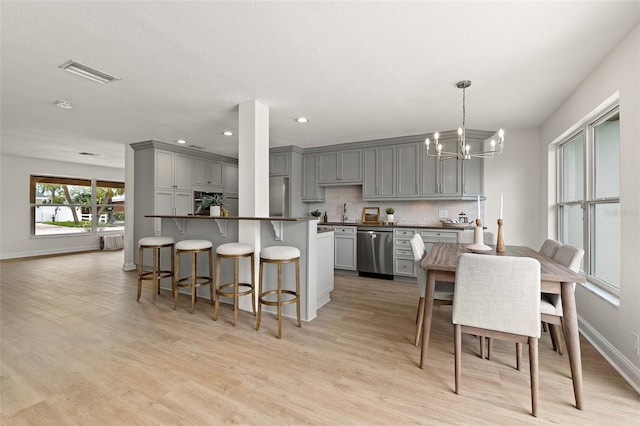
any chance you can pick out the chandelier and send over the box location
[425,80,504,160]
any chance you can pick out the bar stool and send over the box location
[137,237,175,304]
[213,243,256,325]
[174,239,214,313]
[256,246,301,339]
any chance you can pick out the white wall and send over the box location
[484,127,541,248]
[541,24,640,391]
[0,154,125,259]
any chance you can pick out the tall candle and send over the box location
[477,195,481,219]
[499,194,503,219]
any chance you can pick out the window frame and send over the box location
[30,175,125,237]
[557,104,620,296]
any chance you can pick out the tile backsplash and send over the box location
[308,185,485,225]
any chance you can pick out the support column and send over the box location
[237,100,269,311]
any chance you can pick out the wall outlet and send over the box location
[438,210,448,219]
[632,332,640,356]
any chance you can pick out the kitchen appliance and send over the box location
[357,227,393,279]
[193,190,223,215]
[269,176,289,217]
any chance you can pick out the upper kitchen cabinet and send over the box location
[396,143,422,198]
[269,151,290,176]
[224,163,239,198]
[363,146,396,199]
[418,129,492,199]
[155,149,193,191]
[318,149,362,185]
[193,158,223,190]
[269,146,307,217]
[302,154,326,202]
[421,137,460,197]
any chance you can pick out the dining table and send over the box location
[419,242,587,410]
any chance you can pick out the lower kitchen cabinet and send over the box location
[334,226,357,271]
[393,228,417,277]
[420,229,459,252]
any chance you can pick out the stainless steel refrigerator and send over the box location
[269,176,289,217]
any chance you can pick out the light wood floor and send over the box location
[1,251,638,425]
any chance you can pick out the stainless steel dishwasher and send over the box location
[357,227,394,279]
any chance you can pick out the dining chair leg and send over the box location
[480,335,486,359]
[454,324,462,394]
[414,297,425,346]
[542,321,548,332]
[549,323,559,352]
[516,342,522,371]
[529,337,539,417]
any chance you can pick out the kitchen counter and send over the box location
[320,221,473,230]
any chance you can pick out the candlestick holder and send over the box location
[496,219,505,253]
[465,218,492,253]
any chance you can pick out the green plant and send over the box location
[200,194,224,208]
[310,209,322,217]
[385,207,395,214]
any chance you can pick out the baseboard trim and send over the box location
[579,315,640,394]
[0,245,100,260]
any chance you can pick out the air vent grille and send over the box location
[188,145,206,150]
[59,60,119,84]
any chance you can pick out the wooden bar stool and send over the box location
[174,239,214,313]
[213,242,256,325]
[137,237,175,304]
[256,246,301,339]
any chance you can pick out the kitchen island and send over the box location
[141,215,329,321]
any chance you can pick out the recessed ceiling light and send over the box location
[176,139,186,144]
[59,60,119,84]
[295,117,309,123]
[78,152,99,156]
[55,100,73,109]
[222,131,233,136]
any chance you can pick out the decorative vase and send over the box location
[210,206,221,217]
[387,214,395,221]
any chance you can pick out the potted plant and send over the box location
[385,207,395,221]
[310,209,322,221]
[201,194,224,216]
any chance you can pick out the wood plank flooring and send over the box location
[1,250,638,424]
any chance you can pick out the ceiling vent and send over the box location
[59,60,119,84]
[188,145,206,150]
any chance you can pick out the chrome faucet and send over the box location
[343,203,349,222]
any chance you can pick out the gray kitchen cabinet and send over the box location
[396,143,422,198]
[420,229,458,252]
[393,228,417,277]
[318,149,362,184]
[302,154,325,202]
[334,226,357,271]
[193,158,223,189]
[155,149,192,191]
[223,163,238,198]
[461,140,484,196]
[421,138,460,197]
[363,146,396,199]
[269,152,289,176]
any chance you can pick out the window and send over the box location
[558,106,620,294]
[31,175,125,236]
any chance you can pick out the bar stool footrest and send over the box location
[258,289,299,306]
[176,276,212,288]
[218,282,255,298]
[139,270,173,281]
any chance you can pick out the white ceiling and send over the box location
[1,1,638,169]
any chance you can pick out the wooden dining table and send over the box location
[419,243,587,409]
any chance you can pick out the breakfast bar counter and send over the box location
[140,214,323,321]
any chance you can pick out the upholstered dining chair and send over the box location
[458,229,496,358]
[452,253,541,417]
[539,239,562,259]
[540,244,584,355]
[458,229,495,245]
[538,238,563,345]
[410,233,454,346]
